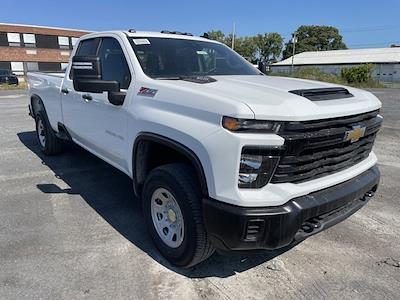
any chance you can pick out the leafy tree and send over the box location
[254,33,284,63]
[206,30,227,44]
[282,25,347,59]
[229,35,258,62]
[206,30,283,63]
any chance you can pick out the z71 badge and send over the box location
[138,87,158,97]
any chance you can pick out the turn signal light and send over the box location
[222,117,281,133]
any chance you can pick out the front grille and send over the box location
[271,110,382,184]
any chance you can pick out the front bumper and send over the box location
[203,165,380,251]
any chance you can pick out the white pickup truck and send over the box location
[27,30,382,267]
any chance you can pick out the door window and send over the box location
[70,38,100,79]
[76,38,100,56]
[97,37,131,89]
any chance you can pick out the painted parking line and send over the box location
[0,94,27,99]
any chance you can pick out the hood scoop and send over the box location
[289,87,354,101]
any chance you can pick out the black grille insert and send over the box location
[271,110,382,184]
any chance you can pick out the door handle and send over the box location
[82,94,93,101]
[61,88,69,94]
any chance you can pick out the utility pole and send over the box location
[291,32,298,73]
[231,22,236,50]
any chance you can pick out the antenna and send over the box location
[231,22,236,49]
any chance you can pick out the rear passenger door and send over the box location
[62,37,100,140]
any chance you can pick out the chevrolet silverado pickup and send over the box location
[27,30,383,267]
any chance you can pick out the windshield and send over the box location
[130,37,260,78]
[0,69,11,76]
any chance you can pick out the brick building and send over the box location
[0,23,90,80]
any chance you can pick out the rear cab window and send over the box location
[69,38,100,79]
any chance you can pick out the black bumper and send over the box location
[203,166,380,251]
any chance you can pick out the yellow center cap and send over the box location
[168,209,177,223]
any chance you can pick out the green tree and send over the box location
[223,34,258,62]
[206,30,227,44]
[207,31,258,61]
[282,25,347,59]
[207,30,283,63]
[254,33,284,63]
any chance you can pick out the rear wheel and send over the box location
[142,163,215,267]
[35,111,63,155]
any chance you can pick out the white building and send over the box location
[271,48,400,83]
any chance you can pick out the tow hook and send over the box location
[361,190,375,201]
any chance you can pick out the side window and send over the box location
[97,37,131,89]
[76,38,100,56]
[69,38,100,79]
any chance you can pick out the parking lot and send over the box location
[0,88,399,299]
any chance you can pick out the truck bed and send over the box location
[27,72,65,130]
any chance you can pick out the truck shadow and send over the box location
[17,131,296,278]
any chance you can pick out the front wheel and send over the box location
[142,163,215,267]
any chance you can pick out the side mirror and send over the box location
[258,61,268,74]
[72,55,126,105]
[108,91,126,106]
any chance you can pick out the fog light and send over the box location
[238,147,281,189]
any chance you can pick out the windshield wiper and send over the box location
[154,75,217,84]
[153,76,183,80]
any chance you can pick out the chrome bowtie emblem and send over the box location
[344,125,366,143]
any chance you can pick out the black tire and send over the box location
[35,110,63,155]
[142,163,215,268]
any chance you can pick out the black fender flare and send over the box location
[132,132,209,198]
[30,94,46,117]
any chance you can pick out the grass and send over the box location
[270,68,385,89]
[0,82,28,91]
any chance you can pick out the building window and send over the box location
[0,32,8,46]
[26,62,39,71]
[61,63,69,70]
[36,34,58,49]
[58,36,70,49]
[23,33,36,48]
[0,62,11,70]
[11,62,24,75]
[71,37,79,48]
[38,62,62,72]
[7,33,21,47]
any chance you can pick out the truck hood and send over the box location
[165,75,382,121]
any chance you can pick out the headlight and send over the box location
[222,116,281,133]
[238,147,281,188]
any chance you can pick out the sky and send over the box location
[1,0,400,49]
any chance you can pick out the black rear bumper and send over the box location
[203,165,380,251]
